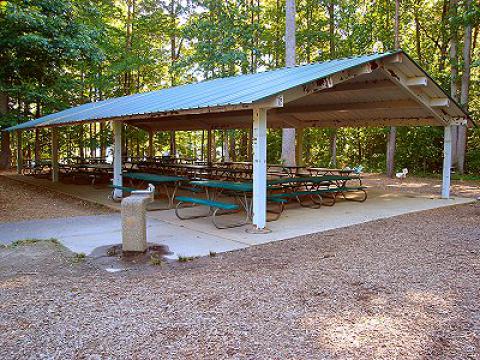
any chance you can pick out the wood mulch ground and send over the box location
[0,189,479,358]
[0,172,113,223]
[362,173,480,199]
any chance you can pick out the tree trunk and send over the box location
[170,0,177,85]
[386,127,397,178]
[89,123,95,158]
[124,0,135,95]
[247,128,253,161]
[229,130,236,161]
[0,131,11,169]
[34,101,41,163]
[450,0,459,166]
[413,2,422,63]
[100,122,106,158]
[328,1,337,166]
[169,130,176,157]
[330,129,337,167]
[281,0,296,166]
[394,0,401,49]
[457,0,473,174]
[386,0,400,177]
[223,130,230,162]
[79,125,85,159]
[0,92,11,169]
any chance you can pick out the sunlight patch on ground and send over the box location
[0,275,32,290]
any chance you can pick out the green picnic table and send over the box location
[123,172,187,208]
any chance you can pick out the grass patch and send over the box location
[72,252,86,262]
[177,255,195,263]
[7,238,60,248]
[149,253,163,266]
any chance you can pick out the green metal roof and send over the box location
[6,51,400,132]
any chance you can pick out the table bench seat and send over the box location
[175,196,247,229]
[175,196,239,211]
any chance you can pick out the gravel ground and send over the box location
[0,173,113,223]
[362,173,480,198]
[1,203,479,359]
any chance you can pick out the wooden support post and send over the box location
[251,108,268,231]
[113,121,123,198]
[295,127,304,166]
[51,128,59,182]
[442,125,452,199]
[16,130,23,174]
[148,130,154,159]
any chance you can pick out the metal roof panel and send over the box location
[5,51,400,131]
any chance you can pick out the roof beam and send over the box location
[379,61,452,125]
[318,79,396,93]
[430,98,450,107]
[281,117,439,128]
[275,99,419,115]
[406,77,428,87]
[282,61,380,103]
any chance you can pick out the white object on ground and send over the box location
[396,168,409,180]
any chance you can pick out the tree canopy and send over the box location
[0,0,479,174]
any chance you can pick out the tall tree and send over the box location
[386,0,400,178]
[457,0,474,173]
[281,0,297,166]
[450,0,459,166]
[328,0,337,167]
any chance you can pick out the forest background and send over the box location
[0,0,479,176]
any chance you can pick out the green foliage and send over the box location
[0,0,479,174]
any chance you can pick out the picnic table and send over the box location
[174,174,367,228]
[307,167,356,176]
[122,172,187,208]
[267,164,307,177]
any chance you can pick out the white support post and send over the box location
[442,125,452,199]
[252,108,268,230]
[113,121,123,198]
[51,128,59,182]
[16,130,23,174]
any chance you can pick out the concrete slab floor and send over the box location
[4,174,190,211]
[147,191,475,246]
[0,190,474,262]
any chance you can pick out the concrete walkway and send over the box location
[0,214,248,259]
[0,191,474,261]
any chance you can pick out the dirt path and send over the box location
[0,173,113,223]
[0,203,479,359]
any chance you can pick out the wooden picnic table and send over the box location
[268,164,307,177]
[123,172,187,208]
[307,167,356,176]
